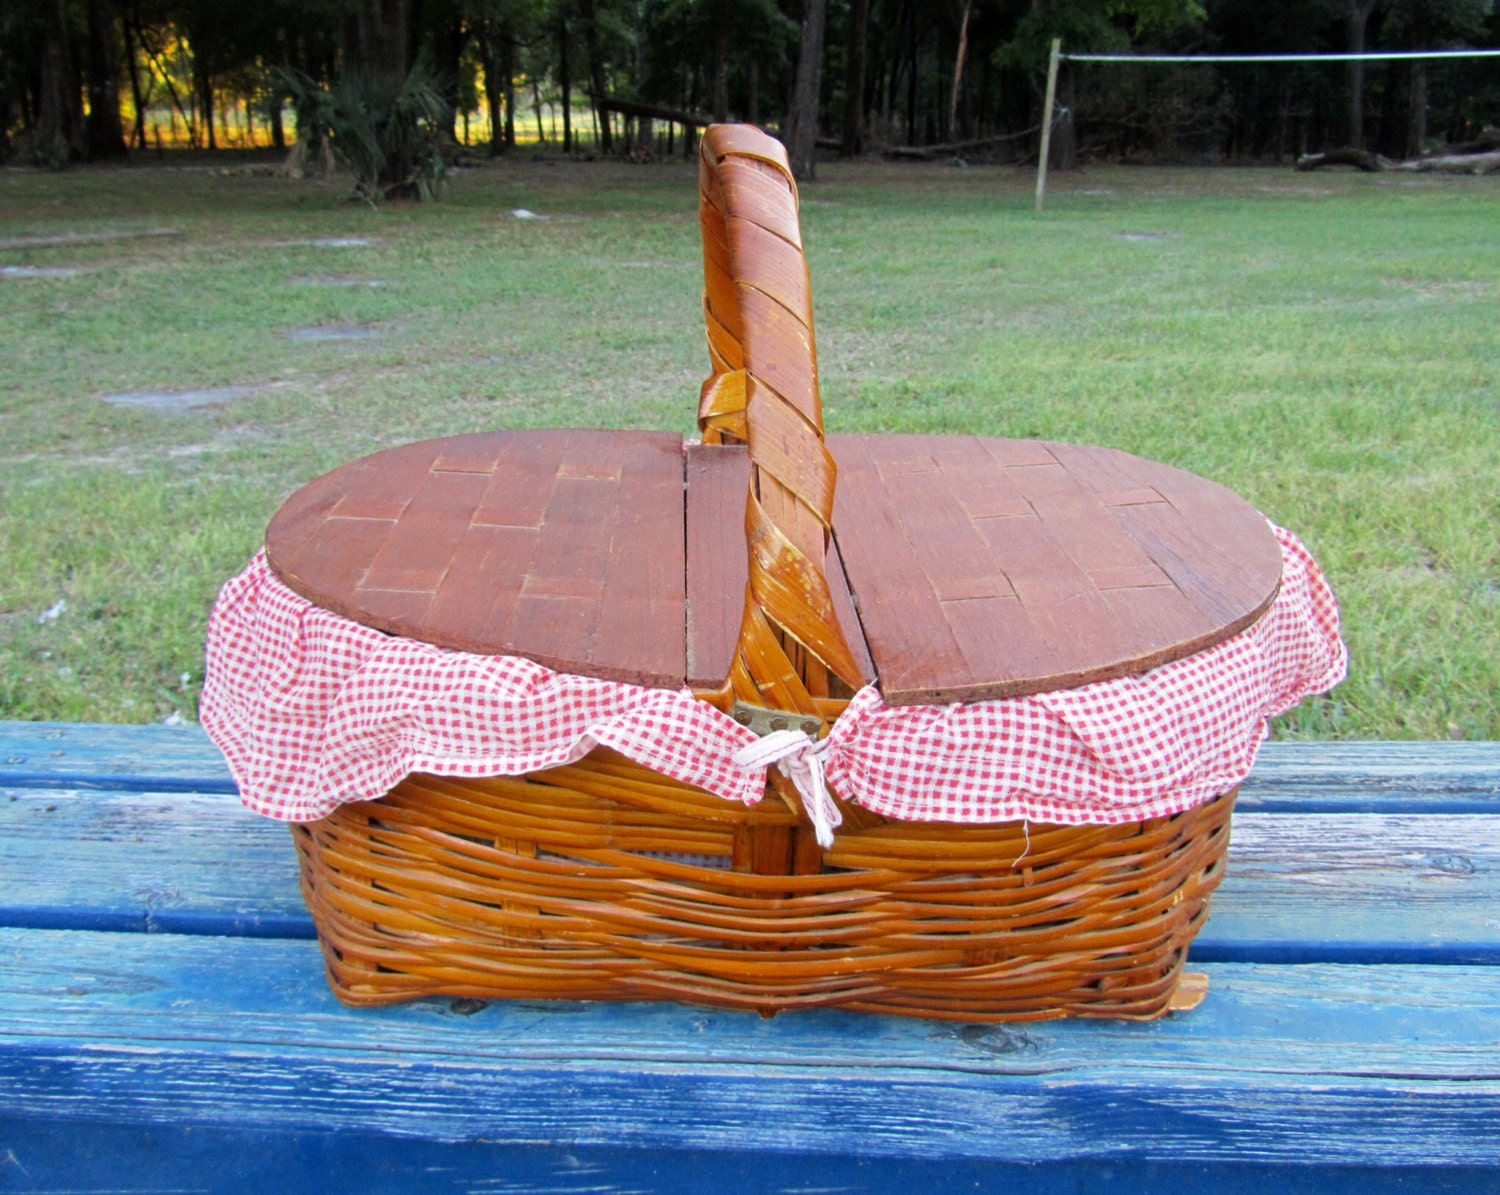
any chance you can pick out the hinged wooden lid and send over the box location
[265,429,1281,704]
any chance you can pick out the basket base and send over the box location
[292,750,1234,1022]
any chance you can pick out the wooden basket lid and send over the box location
[264,429,1281,705]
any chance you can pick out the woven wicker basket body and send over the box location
[287,125,1237,1022]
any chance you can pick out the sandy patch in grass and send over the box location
[2,265,85,278]
[287,323,383,343]
[103,385,269,411]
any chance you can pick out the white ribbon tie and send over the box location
[732,728,842,849]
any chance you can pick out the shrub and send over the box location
[279,59,450,204]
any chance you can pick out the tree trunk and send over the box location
[712,4,730,123]
[84,0,128,159]
[1298,144,1500,174]
[478,28,505,156]
[1397,150,1500,173]
[430,15,469,142]
[501,32,516,150]
[345,0,411,190]
[579,0,612,153]
[1296,146,1387,171]
[841,0,869,155]
[905,0,917,144]
[558,12,573,152]
[784,0,829,179]
[36,0,85,165]
[1345,0,1376,149]
[946,0,971,146]
[1406,59,1427,159]
[345,0,408,81]
[122,17,148,150]
[197,70,216,150]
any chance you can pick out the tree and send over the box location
[1384,0,1491,156]
[841,0,870,153]
[576,0,614,150]
[417,0,471,143]
[83,0,127,158]
[784,0,829,177]
[35,0,85,164]
[280,57,451,200]
[1344,0,1378,147]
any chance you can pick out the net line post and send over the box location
[1035,38,1061,213]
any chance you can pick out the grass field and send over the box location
[1,153,1496,739]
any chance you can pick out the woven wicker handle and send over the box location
[698,125,864,715]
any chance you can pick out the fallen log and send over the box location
[1396,150,1500,175]
[885,126,1040,161]
[597,96,714,130]
[1443,126,1500,156]
[1295,147,1390,172]
[1297,138,1500,175]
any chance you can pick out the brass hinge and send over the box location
[729,702,823,738]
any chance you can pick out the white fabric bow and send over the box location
[732,728,841,849]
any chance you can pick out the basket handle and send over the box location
[697,125,865,715]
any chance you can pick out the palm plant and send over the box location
[279,58,451,203]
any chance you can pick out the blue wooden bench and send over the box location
[2,721,1497,1193]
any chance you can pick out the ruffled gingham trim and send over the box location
[201,524,1345,826]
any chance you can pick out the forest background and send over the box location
[4,0,1500,183]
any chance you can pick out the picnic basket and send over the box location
[246,125,1310,1022]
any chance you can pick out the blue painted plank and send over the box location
[1242,739,1500,812]
[4,1123,1494,1195]
[5,725,1499,962]
[2,928,1499,1171]
[1197,810,1500,962]
[2,1122,1495,1195]
[3,781,1500,964]
[0,786,310,934]
[0,720,236,792]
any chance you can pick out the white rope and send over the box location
[733,729,842,849]
[1064,49,1500,64]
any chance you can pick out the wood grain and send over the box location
[266,430,688,690]
[685,444,752,691]
[4,927,1500,1181]
[829,434,1284,705]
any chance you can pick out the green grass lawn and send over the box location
[2,154,1496,738]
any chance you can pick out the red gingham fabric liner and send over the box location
[201,523,1345,826]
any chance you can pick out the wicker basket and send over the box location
[287,125,1236,1022]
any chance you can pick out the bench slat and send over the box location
[0,721,235,790]
[3,727,1498,963]
[1239,739,1500,811]
[3,927,1498,1173]
[4,786,1497,962]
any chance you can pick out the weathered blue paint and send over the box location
[2,723,1497,1192]
[5,1122,1496,1195]
[7,768,1499,963]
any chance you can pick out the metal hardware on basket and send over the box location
[730,702,823,739]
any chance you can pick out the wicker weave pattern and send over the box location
[290,124,1238,1021]
[295,750,1232,1018]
